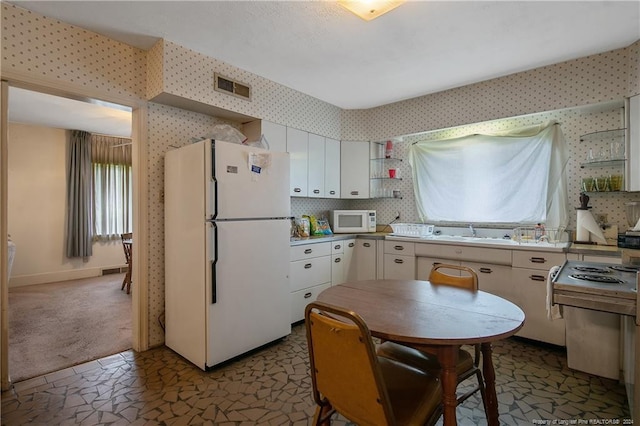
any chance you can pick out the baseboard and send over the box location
[9,265,127,287]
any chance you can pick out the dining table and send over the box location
[316,279,525,426]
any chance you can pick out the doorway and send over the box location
[1,82,146,388]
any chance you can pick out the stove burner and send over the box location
[608,265,640,273]
[572,266,611,274]
[568,274,625,284]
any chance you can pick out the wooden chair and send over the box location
[377,263,488,414]
[120,233,132,294]
[305,301,442,426]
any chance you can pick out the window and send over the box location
[408,121,569,228]
[91,135,132,240]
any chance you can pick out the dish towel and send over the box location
[546,265,563,320]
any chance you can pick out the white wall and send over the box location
[7,122,126,287]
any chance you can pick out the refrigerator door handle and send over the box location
[211,221,218,304]
[210,142,218,220]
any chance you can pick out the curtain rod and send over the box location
[90,132,132,140]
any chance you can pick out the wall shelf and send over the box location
[580,159,625,168]
[580,128,626,142]
[371,157,403,162]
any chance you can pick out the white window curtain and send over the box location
[408,121,569,228]
[92,135,132,241]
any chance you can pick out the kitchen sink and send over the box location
[421,234,568,248]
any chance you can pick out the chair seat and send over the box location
[378,356,442,425]
[378,341,474,377]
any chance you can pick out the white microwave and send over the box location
[332,210,377,233]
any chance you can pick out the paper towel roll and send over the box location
[576,209,606,243]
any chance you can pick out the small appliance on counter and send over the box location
[331,210,376,233]
[618,201,640,249]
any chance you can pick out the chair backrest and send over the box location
[428,263,478,291]
[305,301,395,425]
[120,233,133,263]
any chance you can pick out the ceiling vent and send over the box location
[214,73,251,101]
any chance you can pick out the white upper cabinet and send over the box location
[242,119,287,152]
[308,133,326,198]
[287,127,309,196]
[628,94,640,192]
[261,120,287,152]
[341,141,370,199]
[324,138,340,198]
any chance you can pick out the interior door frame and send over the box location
[0,76,149,390]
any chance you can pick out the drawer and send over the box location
[290,242,331,261]
[384,241,415,256]
[383,254,416,280]
[331,241,345,254]
[512,250,566,270]
[415,243,511,265]
[290,256,331,292]
[290,282,331,324]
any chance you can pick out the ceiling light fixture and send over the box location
[338,0,405,21]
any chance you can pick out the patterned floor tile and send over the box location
[1,324,631,425]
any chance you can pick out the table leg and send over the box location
[438,345,459,426]
[481,342,499,426]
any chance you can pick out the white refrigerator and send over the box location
[164,139,291,370]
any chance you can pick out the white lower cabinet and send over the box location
[331,239,355,285]
[461,261,515,303]
[290,242,331,323]
[383,241,415,279]
[354,239,379,280]
[416,257,453,280]
[290,283,331,324]
[412,241,568,346]
[512,250,567,346]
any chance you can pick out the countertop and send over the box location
[568,243,622,257]
[290,233,623,257]
[289,232,388,246]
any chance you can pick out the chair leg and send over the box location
[476,369,488,419]
[122,265,132,294]
[312,403,334,426]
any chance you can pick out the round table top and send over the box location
[316,279,525,346]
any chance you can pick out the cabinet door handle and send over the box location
[394,245,404,251]
[294,188,302,193]
[334,244,341,250]
[329,190,336,195]
[334,257,341,263]
[313,189,320,194]
[304,292,312,299]
[351,191,359,195]
[348,242,355,247]
[530,257,547,263]
[479,267,493,274]
[363,242,371,247]
[304,248,312,254]
[304,263,312,269]
[394,258,404,264]
[530,274,546,281]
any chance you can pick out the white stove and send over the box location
[553,260,638,315]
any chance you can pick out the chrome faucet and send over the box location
[468,224,476,237]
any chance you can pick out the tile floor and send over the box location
[1,324,631,425]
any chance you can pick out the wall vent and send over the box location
[214,73,252,101]
[102,267,121,275]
